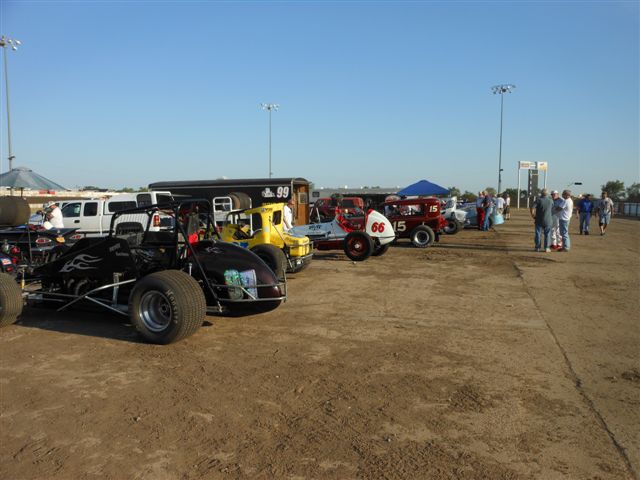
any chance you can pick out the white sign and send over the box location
[519,161,536,170]
[537,161,548,171]
[261,186,291,199]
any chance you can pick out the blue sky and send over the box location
[1,0,638,195]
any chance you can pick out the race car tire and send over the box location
[444,218,462,235]
[372,242,390,257]
[129,270,206,344]
[410,225,435,248]
[0,272,23,327]
[228,192,252,210]
[344,231,374,261]
[0,197,31,226]
[251,244,287,280]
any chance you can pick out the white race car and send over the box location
[290,209,395,261]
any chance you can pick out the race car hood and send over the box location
[190,240,284,301]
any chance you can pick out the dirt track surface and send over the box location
[1,211,639,480]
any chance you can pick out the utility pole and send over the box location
[491,84,516,195]
[0,36,21,178]
[260,103,279,178]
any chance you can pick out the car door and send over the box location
[81,201,102,235]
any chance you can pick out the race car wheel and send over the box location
[129,270,206,344]
[410,225,435,248]
[344,232,374,261]
[0,272,23,327]
[372,241,390,257]
[251,244,287,280]
[444,218,462,235]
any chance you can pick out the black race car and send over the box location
[0,199,286,344]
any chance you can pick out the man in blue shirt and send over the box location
[577,194,594,235]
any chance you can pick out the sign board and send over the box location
[537,162,548,171]
[519,161,536,170]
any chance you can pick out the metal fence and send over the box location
[615,202,640,217]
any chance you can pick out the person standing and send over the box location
[503,193,511,220]
[577,193,594,235]
[550,191,563,250]
[43,201,64,229]
[482,192,494,231]
[557,190,574,252]
[495,194,505,215]
[530,189,554,252]
[596,191,614,236]
[283,199,294,232]
[476,192,485,231]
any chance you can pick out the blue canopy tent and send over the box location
[397,179,448,197]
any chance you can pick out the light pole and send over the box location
[0,36,21,177]
[491,84,516,195]
[260,103,279,178]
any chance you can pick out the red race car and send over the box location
[382,197,447,248]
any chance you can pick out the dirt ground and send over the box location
[1,210,638,480]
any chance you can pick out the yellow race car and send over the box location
[218,203,313,278]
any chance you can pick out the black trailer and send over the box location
[149,177,311,225]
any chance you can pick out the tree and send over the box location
[601,180,625,200]
[503,188,518,200]
[448,187,461,198]
[626,182,640,202]
[462,191,477,202]
[485,187,497,196]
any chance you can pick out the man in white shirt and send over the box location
[495,195,505,215]
[503,194,511,220]
[283,199,294,232]
[557,190,574,252]
[596,191,614,236]
[44,201,64,229]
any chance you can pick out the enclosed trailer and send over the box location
[149,177,311,226]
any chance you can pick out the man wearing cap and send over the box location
[530,188,553,252]
[43,201,64,229]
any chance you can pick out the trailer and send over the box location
[149,178,311,226]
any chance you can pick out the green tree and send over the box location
[601,180,625,200]
[626,182,640,202]
[462,190,477,202]
[118,187,135,193]
[502,187,518,199]
[448,186,461,198]
[485,187,497,196]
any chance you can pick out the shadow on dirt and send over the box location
[309,252,352,262]
[14,308,214,343]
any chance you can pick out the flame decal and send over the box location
[60,254,102,273]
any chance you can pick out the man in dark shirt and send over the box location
[577,193,594,235]
[530,189,554,252]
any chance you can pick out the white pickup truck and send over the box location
[60,191,174,236]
